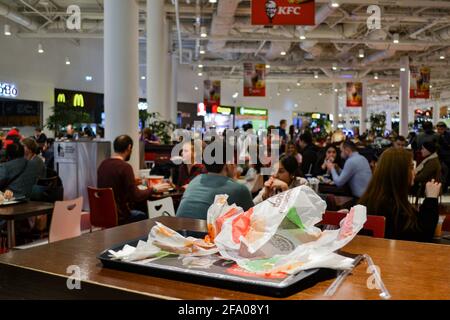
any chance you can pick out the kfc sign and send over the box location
[252,0,315,26]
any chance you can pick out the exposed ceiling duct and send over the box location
[0,2,39,31]
[207,0,241,52]
[298,5,340,58]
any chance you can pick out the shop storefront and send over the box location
[0,81,44,137]
[293,112,332,135]
[198,103,235,134]
[235,107,268,131]
[54,88,104,136]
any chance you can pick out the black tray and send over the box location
[98,230,337,297]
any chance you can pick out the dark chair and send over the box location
[30,176,64,203]
[87,187,118,229]
[319,211,386,238]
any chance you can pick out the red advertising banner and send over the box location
[346,82,363,107]
[203,80,221,107]
[410,66,430,99]
[244,63,266,97]
[251,0,315,26]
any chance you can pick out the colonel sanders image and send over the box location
[265,0,277,24]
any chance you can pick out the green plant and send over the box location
[140,111,176,145]
[370,113,386,136]
[45,103,92,135]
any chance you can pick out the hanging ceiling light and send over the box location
[232,92,239,99]
[358,49,365,58]
[266,64,271,69]
[209,0,217,3]
[38,43,44,53]
[4,24,11,36]
[332,63,338,71]
[314,71,319,79]
[141,76,146,80]
[330,0,340,8]
[440,52,446,60]
[199,46,206,55]
[374,73,379,80]
[334,88,338,92]
[200,26,208,38]
[198,64,203,68]
[198,72,203,77]
[296,81,301,87]
[277,91,281,96]
[393,33,400,44]
[400,67,406,72]
[280,51,287,56]
[298,28,306,40]
[286,87,291,92]
[65,57,71,65]
[194,86,199,91]
[85,75,93,81]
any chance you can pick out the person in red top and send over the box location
[176,141,207,190]
[3,128,22,149]
[97,135,170,225]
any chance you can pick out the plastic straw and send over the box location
[363,254,391,300]
[324,255,363,297]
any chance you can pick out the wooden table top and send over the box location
[0,201,54,220]
[0,216,449,300]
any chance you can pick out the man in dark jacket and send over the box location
[298,132,317,176]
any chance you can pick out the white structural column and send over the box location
[385,109,392,131]
[346,114,352,130]
[359,82,368,134]
[104,0,139,171]
[332,83,339,130]
[170,54,179,124]
[147,0,166,118]
[433,100,441,124]
[399,56,410,137]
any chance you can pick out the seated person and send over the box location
[413,141,441,196]
[393,135,407,149]
[282,141,302,165]
[22,138,45,178]
[254,155,300,204]
[359,148,440,242]
[298,132,318,176]
[42,138,55,170]
[98,135,170,225]
[313,144,342,177]
[141,128,160,146]
[0,143,43,199]
[176,141,254,220]
[326,140,372,199]
[175,141,207,190]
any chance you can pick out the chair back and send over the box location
[49,197,83,243]
[147,197,175,219]
[320,211,386,238]
[87,187,118,229]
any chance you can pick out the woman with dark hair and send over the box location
[253,155,300,204]
[313,144,342,177]
[359,148,440,242]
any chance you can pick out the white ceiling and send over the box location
[0,0,450,100]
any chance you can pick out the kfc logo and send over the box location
[265,1,277,23]
[253,0,315,26]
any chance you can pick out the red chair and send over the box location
[319,211,386,238]
[87,187,118,229]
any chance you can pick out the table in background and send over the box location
[0,217,449,299]
[319,183,352,197]
[0,201,54,249]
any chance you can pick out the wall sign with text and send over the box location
[0,82,19,98]
[252,0,315,26]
